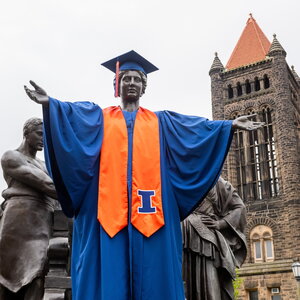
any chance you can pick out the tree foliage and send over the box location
[233,269,243,300]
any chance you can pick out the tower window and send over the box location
[231,112,247,200]
[228,84,233,99]
[265,239,273,258]
[254,77,260,91]
[263,74,270,89]
[261,107,279,197]
[248,112,262,200]
[246,80,251,94]
[231,107,279,201]
[253,235,262,260]
[237,82,243,96]
[250,225,274,263]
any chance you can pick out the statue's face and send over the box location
[120,70,143,102]
[26,124,43,151]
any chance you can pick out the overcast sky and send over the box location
[0,0,299,195]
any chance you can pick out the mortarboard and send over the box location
[101,50,158,97]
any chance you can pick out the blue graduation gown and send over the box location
[43,98,233,300]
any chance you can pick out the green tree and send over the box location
[233,269,243,300]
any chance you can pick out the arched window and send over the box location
[247,110,262,200]
[252,233,263,262]
[245,80,251,94]
[250,225,274,263]
[261,106,279,197]
[237,82,243,96]
[263,232,274,260]
[254,77,260,91]
[263,75,270,89]
[232,106,279,201]
[231,112,247,200]
[228,84,233,99]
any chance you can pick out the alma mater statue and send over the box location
[24,50,263,300]
[0,118,57,300]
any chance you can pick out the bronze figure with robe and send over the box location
[182,177,247,300]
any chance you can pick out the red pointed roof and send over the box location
[226,14,271,70]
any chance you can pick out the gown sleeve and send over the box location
[43,97,103,217]
[158,110,233,220]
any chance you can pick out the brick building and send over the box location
[209,14,300,300]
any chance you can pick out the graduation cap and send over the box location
[101,50,158,97]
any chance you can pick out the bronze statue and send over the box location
[22,53,263,298]
[0,118,57,300]
[182,177,247,300]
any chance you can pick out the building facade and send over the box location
[209,15,300,300]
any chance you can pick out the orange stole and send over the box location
[97,106,164,238]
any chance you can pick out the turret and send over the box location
[291,65,300,85]
[268,34,287,57]
[209,52,224,120]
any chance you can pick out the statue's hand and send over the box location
[24,80,49,105]
[232,114,264,131]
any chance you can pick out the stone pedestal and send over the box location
[44,210,73,300]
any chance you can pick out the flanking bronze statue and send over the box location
[0,118,57,300]
[182,177,247,300]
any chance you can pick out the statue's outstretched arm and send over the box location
[24,80,49,106]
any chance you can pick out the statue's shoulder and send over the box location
[1,150,25,169]
[2,149,22,160]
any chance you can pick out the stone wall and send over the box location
[237,264,298,300]
[210,52,300,299]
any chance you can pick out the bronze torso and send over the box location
[0,146,56,294]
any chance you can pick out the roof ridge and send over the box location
[252,16,269,55]
[226,18,249,69]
